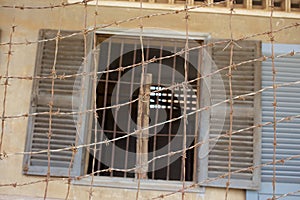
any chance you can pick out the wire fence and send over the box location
[0,0,300,200]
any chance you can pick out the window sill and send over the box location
[68,0,300,19]
[73,177,205,194]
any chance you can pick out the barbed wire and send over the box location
[1,92,300,163]
[1,145,300,200]
[0,1,227,47]
[1,1,300,200]
[0,51,299,123]
[0,0,94,10]
[0,21,299,83]
[274,189,300,200]
[150,152,300,199]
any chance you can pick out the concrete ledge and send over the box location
[0,195,62,200]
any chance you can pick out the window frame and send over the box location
[75,28,209,191]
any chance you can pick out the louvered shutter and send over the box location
[23,29,92,176]
[247,44,300,199]
[199,40,261,189]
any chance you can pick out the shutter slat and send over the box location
[33,132,76,140]
[23,29,89,177]
[208,172,253,179]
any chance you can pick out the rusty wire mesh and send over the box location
[0,0,300,200]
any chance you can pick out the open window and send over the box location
[88,34,202,181]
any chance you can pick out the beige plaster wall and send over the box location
[0,0,299,199]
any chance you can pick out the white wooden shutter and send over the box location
[247,44,300,200]
[23,29,91,177]
[199,40,261,189]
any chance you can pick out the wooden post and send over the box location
[136,73,152,179]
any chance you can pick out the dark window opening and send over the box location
[235,0,244,5]
[291,0,300,8]
[252,0,263,6]
[87,35,201,181]
[214,0,227,4]
[274,0,282,7]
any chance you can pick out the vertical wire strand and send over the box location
[43,7,65,196]
[0,21,15,155]
[44,28,60,200]
[182,2,190,200]
[78,1,94,199]
[60,5,77,199]
[270,0,277,198]
[225,1,235,199]
[44,3,64,199]
[136,0,146,198]
[65,148,76,200]
[88,0,100,199]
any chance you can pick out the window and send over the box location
[24,29,261,190]
[273,0,287,10]
[291,0,300,10]
[88,35,200,181]
[252,0,263,6]
[252,0,265,8]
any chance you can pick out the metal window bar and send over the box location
[166,44,178,181]
[109,41,124,177]
[194,45,202,181]
[150,42,163,180]
[94,36,112,176]
[124,43,138,178]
